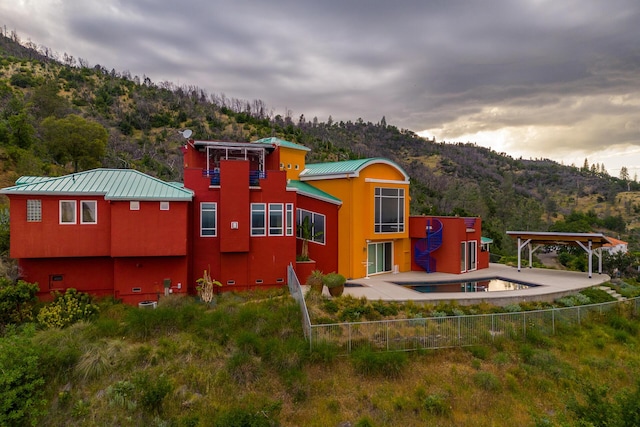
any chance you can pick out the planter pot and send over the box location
[327,285,344,297]
[138,300,157,309]
[295,260,317,285]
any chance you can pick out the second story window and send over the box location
[81,201,97,224]
[269,203,283,236]
[374,187,405,233]
[251,203,266,236]
[27,199,41,222]
[200,202,217,236]
[60,200,76,224]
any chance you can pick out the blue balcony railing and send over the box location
[202,169,266,186]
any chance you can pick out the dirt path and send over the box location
[537,252,566,270]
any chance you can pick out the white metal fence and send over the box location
[287,265,640,354]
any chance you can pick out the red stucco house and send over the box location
[1,137,489,304]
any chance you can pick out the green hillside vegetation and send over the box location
[3,285,640,426]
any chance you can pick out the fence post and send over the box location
[386,321,390,351]
[523,312,526,339]
[348,323,352,354]
[552,309,555,335]
[491,314,495,342]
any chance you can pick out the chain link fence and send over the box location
[288,265,639,354]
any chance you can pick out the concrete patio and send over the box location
[333,263,611,306]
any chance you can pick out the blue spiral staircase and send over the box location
[414,218,443,273]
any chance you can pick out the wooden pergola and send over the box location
[506,231,613,278]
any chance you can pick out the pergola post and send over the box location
[517,237,521,272]
[516,238,531,272]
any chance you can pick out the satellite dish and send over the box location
[180,129,193,139]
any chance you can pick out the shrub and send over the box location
[0,325,47,426]
[473,371,501,391]
[423,393,451,416]
[322,272,346,289]
[213,401,281,427]
[106,380,137,410]
[134,372,173,414]
[351,347,408,378]
[37,288,99,328]
[0,279,39,328]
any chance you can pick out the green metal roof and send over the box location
[481,237,493,244]
[1,169,193,201]
[252,137,311,152]
[300,158,410,180]
[287,180,342,205]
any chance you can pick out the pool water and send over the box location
[396,278,537,293]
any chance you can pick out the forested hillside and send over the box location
[0,32,637,255]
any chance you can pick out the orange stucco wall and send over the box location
[303,161,411,279]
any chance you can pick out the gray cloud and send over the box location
[2,0,640,173]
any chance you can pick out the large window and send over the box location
[268,203,283,236]
[59,200,76,224]
[374,187,404,233]
[251,203,266,236]
[26,199,41,222]
[81,201,97,224]
[200,202,217,236]
[296,208,325,244]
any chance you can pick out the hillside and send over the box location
[4,289,640,426]
[0,32,637,254]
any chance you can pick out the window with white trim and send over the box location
[130,201,140,211]
[251,203,266,236]
[268,203,283,236]
[26,199,41,222]
[285,203,294,236]
[374,187,405,233]
[60,200,76,224]
[296,208,325,244]
[80,201,97,224]
[200,202,216,236]
[160,201,170,211]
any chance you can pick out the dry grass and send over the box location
[23,290,640,426]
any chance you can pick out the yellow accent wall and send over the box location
[278,147,307,180]
[306,162,411,279]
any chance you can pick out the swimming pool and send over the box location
[395,277,538,293]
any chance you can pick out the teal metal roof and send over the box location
[481,237,493,244]
[287,180,342,205]
[300,158,410,180]
[1,169,193,201]
[252,137,311,152]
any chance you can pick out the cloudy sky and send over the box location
[3,0,640,176]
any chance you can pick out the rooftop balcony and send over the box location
[203,169,266,186]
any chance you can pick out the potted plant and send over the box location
[306,270,324,294]
[323,272,346,297]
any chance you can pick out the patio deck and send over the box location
[330,263,611,306]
